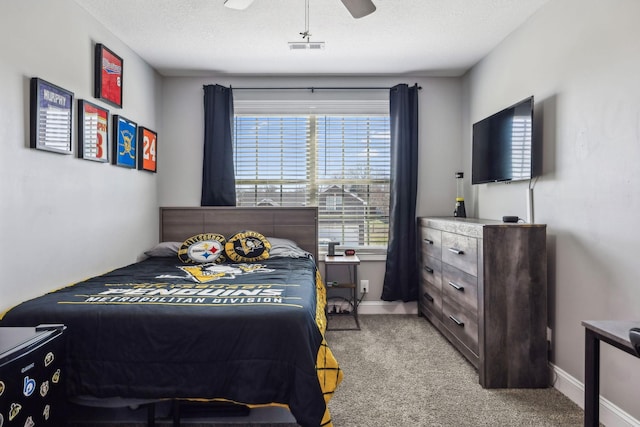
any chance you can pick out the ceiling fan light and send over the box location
[223,0,255,10]
[340,0,376,19]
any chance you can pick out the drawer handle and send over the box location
[424,238,434,245]
[424,266,434,274]
[448,247,464,255]
[448,281,464,291]
[423,292,434,302]
[448,315,464,327]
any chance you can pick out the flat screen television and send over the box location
[471,96,540,184]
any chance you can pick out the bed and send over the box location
[0,207,342,427]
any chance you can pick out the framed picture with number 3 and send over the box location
[138,127,157,172]
[78,99,109,162]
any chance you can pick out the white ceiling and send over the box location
[72,0,549,77]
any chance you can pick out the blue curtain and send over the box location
[201,84,236,206]
[381,84,419,302]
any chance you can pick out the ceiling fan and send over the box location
[224,0,376,19]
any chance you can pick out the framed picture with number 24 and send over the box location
[138,127,157,172]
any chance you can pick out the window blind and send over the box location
[233,114,390,251]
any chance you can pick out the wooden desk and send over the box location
[581,320,640,426]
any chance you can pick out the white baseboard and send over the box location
[551,363,640,427]
[358,300,418,315]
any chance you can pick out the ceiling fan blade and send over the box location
[223,0,255,10]
[340,0,376,19]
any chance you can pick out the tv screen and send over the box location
[471,96,539,184]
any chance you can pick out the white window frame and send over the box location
[233,97,390,255]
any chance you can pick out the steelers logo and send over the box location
[178,234,227,264]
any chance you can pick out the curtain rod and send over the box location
[229,84,422,92]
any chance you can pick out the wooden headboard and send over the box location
[160,207,319,260]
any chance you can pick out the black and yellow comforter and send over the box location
[0,256,342,427]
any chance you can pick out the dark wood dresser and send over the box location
[418,217,548,388]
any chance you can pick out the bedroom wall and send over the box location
[464,0,640,423]
[158,75,463,309]
[0,0,162,312]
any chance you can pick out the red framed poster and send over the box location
[78,99,109,162]
[138,126,157,172]
[94,43,123,108]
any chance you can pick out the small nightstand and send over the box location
[324,254,360,331]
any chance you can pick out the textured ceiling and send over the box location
[73,0,549,77]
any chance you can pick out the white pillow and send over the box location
[267,237,310,258]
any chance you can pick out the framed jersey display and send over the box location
[77,99,109,163]
[94,43,123,108]
[112,115,137,168]
[30,77,74,155]
[137,126,157,172]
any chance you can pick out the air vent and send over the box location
[288,42,325,50]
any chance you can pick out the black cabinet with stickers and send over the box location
[0,325,66,425]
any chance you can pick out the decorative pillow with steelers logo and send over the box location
[225,230,271,263]
[178,233,227,264]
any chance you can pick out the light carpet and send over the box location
[326,314,585,427]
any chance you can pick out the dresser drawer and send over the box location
[442,298,479,355]
[441,231,478,277]
[420,226,441,260]
[418,217,548,389]
[420,255,442,290]
[442,263,478,313]
[419,281,442,323]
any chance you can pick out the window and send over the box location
[233,114,390,252]
[326,195,342,211]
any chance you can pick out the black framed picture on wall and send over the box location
[30,77,74,155]
[137,126,158,172]
[94,43,123,108]
[112,115,137,168]
[78,99,109,163]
